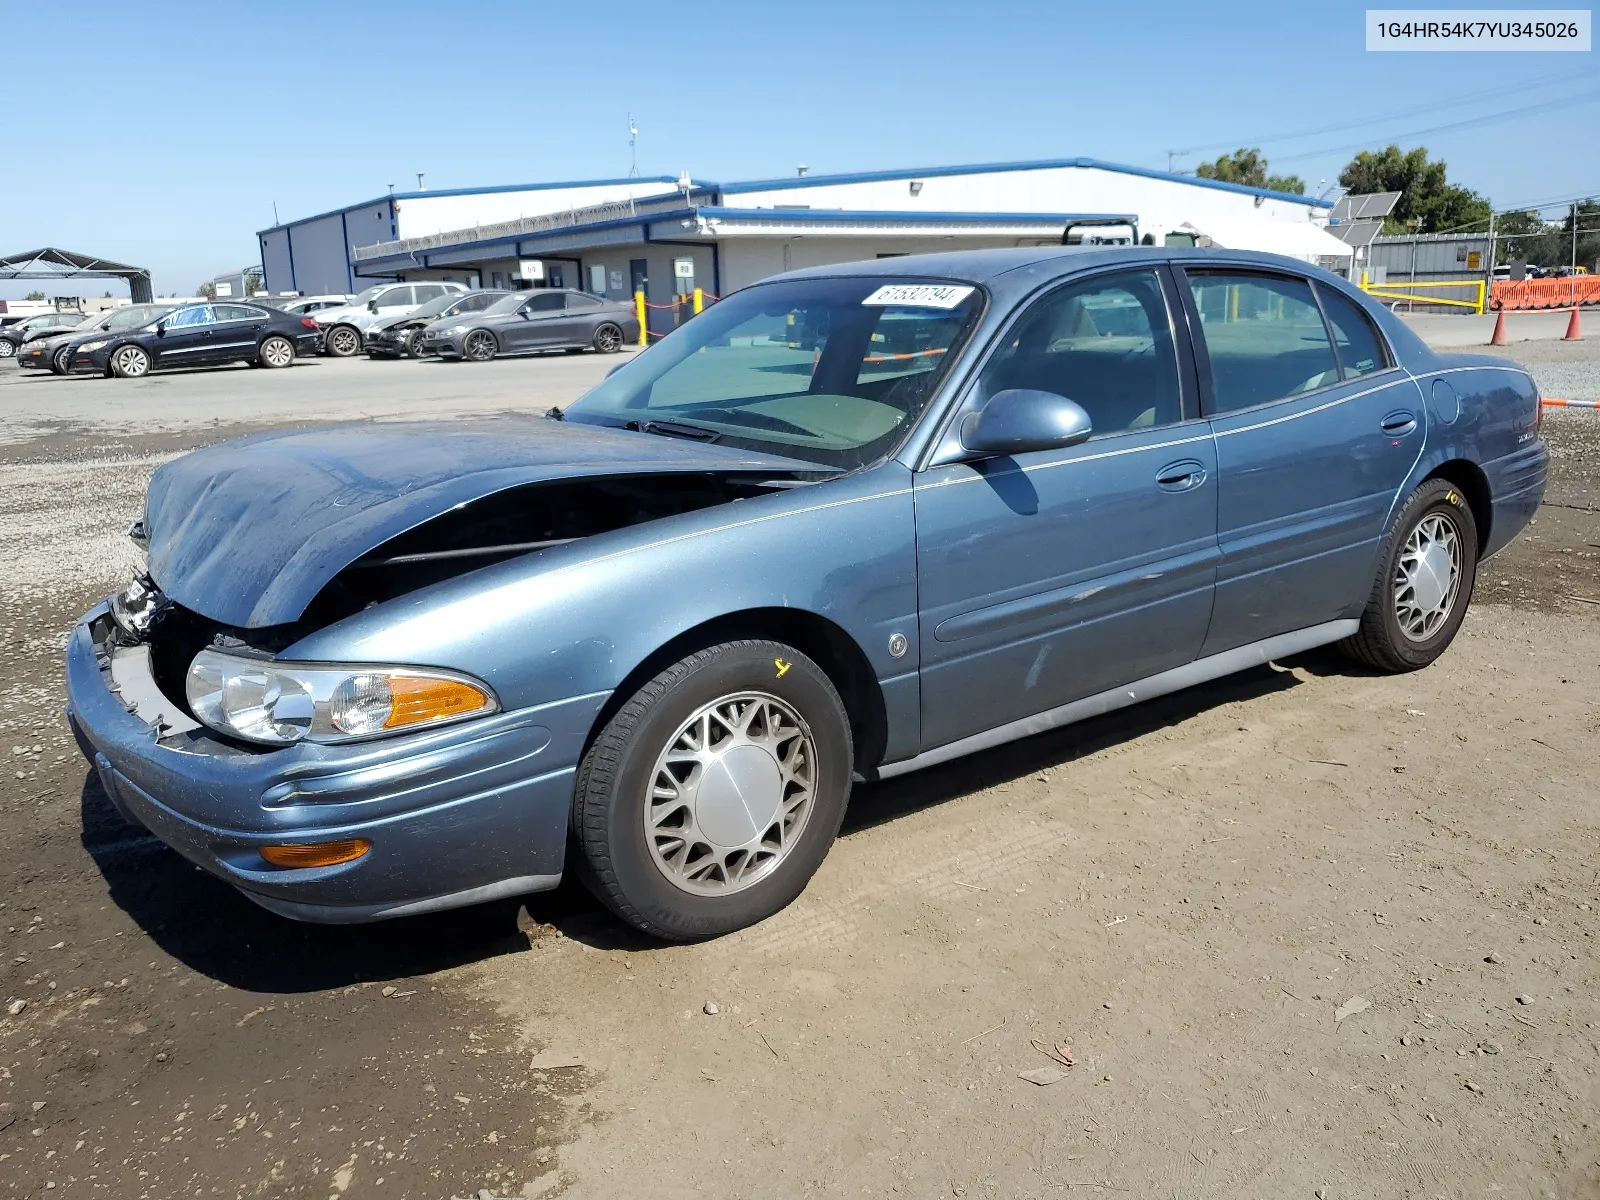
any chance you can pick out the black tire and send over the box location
[324,325,362,357]
[52,345,73,375]
[462,330,498,362]
[258,335,295,369]
[1340,478,1478,672]
[108,344,152,379]
[592,322,624,353]
[572,639,853,941]
[405,330,427,359]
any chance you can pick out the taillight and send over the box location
[301,317,319,329]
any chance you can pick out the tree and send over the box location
[1194,147,1306,195]
[24,290,45,301]
[196,282,216,299]
[1338,145,1490,235]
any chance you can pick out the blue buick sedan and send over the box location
[66,247,1548,940]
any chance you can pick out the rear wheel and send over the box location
[324,325,361,357]
[592,323,623,353]
[258,335,295,369]
[109,345,151,379]
[0,339,15,359]
[51,345,74,375]
[1340,479,1478,672]
[462,330,498,362]
[572,639,853,941]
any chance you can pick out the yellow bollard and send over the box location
[692,287,703,315]
[634,290,647,347]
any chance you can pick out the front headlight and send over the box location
[77,339,109,353]
[436,325,467,337]
[185,649,498,747]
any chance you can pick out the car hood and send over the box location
[26,329,94,349]
[308,303,365,324]
[143,415,820,628]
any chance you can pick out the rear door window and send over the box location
[1316,286,1391,380]
[413,284,447,302]
[1185,272,1341,413]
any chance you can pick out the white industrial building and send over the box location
[258,158,1351,332]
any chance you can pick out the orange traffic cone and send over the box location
[1563,307,1582,341]
[1489,309,1509,346]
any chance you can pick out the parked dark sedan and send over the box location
[68,302,323,378]
[422,289,637,361]
[365,289,512,359]
[17,305,179,374]
[0,310,88,358]
[65,247,1547,939]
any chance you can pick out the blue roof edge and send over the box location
[700,207,1135,224]
[717,157,1332,209]
[255,176,696,237]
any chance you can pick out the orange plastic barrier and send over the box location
[1490,278,1600,311]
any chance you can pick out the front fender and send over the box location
[283,461,921,751]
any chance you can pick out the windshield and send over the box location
[411,292,470,320]
[564,277,983,470]
[351,286,384,306]
[103,304,176,332]
[484,293,530,315]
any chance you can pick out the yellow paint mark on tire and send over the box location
[774,658,792,679]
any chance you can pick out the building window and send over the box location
[589,264,607,294]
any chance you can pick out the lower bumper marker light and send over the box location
[259,839,372,869]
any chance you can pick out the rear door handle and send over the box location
[1155,459,1208,492]
[1381,410,1418,436]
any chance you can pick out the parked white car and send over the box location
[314,282,468,357]
[278,295,355,317]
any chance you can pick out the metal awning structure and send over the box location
[0,247,153,303]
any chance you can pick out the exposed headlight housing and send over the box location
[185,649,498,747]
[77,338,109,353]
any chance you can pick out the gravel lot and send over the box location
[0,340,1596,1199]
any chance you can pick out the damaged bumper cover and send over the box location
[65,603,607,922]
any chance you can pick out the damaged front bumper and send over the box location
[65,603,606,923]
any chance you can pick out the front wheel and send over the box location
[462,330,498,362]
[52,345,74,375]
[405,329,427,359]
[109,345,151,379]
[572,640,853,941]
[1340,479,1478,672]
[324,325,361,357]
[592,322,623,353]
[258,335,295,369]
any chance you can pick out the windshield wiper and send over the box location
[695,407,822,438]
[631,418,721,443]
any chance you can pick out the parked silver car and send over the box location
[316,282,468,357]
[422,289,637,361]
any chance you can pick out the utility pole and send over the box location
[628,114,639,178]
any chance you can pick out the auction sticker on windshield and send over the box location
[861,284,975,308]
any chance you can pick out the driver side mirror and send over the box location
[959,389,1093,456]
[155,321,167,338]
[367,300,379,313]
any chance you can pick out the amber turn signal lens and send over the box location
[382,677,491,730]
[259,839,372,869]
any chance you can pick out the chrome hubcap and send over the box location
[1393,512,1461,641]
[645,692,817,896]
[113,347,146,376]
[0,341,14,357]
[263,339,291,366]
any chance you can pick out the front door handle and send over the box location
[1155,459,1208,492]
[1381,410,1418,436]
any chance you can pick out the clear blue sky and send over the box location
[3,0,1594,297]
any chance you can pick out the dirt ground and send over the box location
[0,345,1596,1199]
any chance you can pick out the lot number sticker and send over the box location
[862,284,975,308]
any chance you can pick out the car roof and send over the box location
[772,245,1352,287]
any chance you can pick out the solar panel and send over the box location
[1330,192,1402,221]
[1326,217,1385,249]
